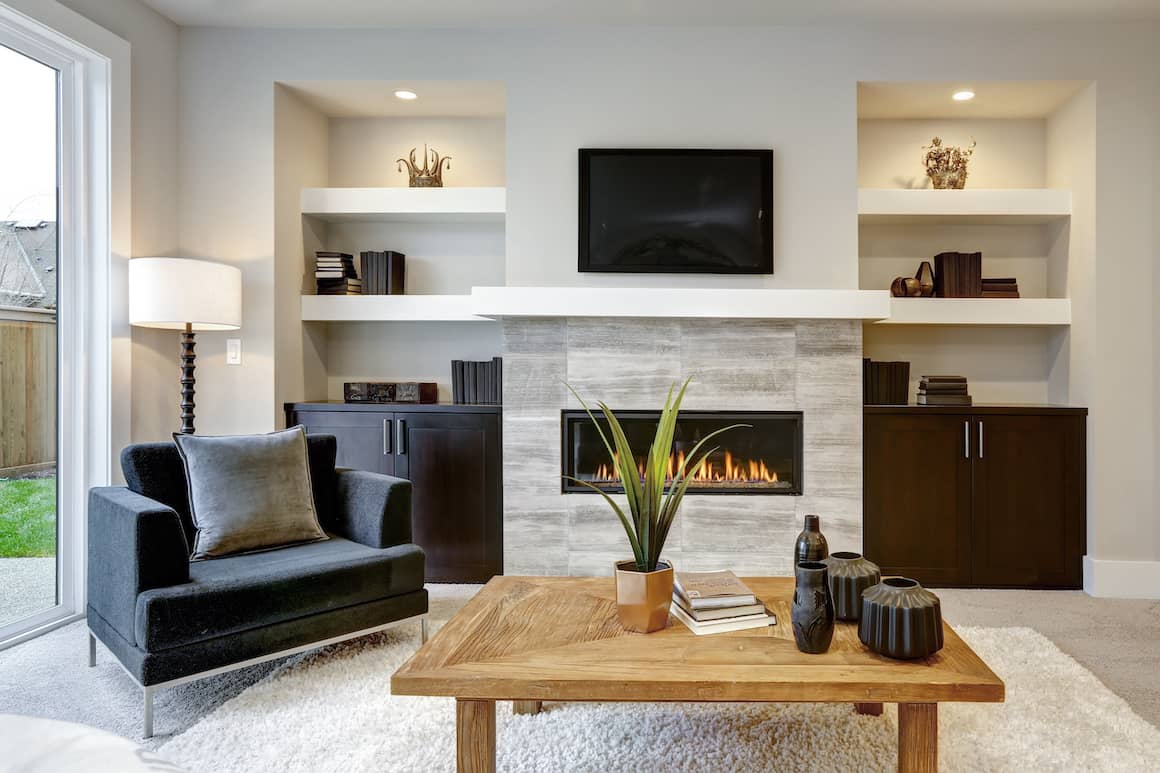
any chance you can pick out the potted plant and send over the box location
[565,378,746,633]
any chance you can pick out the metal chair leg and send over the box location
[88,632,96,667]
[420,616,429,644]
[143,686,154,739]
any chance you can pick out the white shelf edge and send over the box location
[300,186,506,223]
[858,188,1071,224]
[300,294,493,322]
[874,297,1071,326]
[470,287,891,320]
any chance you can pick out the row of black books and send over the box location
[981,277,1020,298]
[863,359,910,406]
[933,251,982,298]
[359,251,406,295]
[451,358,503,405]
[670,570,775,635]
[315,251,361,295]
[917,375,972,406]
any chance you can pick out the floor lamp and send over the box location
[128,257,243,434]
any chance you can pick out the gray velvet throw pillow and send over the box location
[173,426,327,560]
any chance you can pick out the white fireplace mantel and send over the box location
[469,287,891,320]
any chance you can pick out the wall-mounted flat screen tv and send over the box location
[578,148,773,274]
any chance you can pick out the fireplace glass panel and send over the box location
[561,410,802,495]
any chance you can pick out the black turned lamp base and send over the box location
[179,323,196,435]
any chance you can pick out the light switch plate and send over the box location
[226,338,242,365]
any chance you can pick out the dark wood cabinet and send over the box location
[864,406,1086,589]
[287,403,502,583]
[865,413,972,585]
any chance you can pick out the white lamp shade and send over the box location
[129,257,242,331]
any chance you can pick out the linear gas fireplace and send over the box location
[561,410,803,495]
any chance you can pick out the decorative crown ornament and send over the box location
[397,145,451,188]
[922,136,976,190]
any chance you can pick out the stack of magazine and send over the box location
[671,570,776,635]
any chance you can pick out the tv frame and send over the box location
[577,148,774,275]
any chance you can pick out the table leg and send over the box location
[513,700,542,715]
[855,702,884,716]
[456,699,496,773]
[897,703,937,773]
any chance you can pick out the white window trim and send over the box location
[0,0,131,648]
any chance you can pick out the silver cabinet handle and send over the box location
[396,418,407,456]
[382,418,392,455]
[964,420,969,459]
[978,420,984,459]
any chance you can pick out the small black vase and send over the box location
[794,514,829,564]
[791,561,835,654]
[824,551,881,621]
[859,578,944,659]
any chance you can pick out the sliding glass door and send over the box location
[0,40,60,635]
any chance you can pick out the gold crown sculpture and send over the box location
[397,145,451,188]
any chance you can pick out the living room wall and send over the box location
[164,24,1158,585]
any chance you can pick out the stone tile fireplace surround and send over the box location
[502,317,863,576]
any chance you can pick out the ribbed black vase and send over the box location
[794,514,829,564]
[824,552,881,621]
[859,578,944,659]
[791,561,835,654]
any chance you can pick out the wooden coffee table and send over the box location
[392,576,1004,773]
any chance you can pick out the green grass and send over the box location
[0,478,57,557]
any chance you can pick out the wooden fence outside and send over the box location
[0,315,56,474]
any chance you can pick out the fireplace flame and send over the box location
[592,449,780,485]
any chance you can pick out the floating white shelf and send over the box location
[858,188,1071,225]
[300,187,506,224]
[874,298,1072,326]
[300,294,491,322]
[470,287,891,320]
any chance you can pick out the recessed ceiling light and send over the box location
[952,90,976,102]
[394,90,418,101]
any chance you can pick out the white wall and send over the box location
[57,0,180,442]
[329,117,505,188]
[858,119,1046,189]
[274,84,329,424]
[172,24,1158,574]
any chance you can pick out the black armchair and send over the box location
[86,435,428,738]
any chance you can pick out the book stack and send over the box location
[863,359,910,405]
[359,250,406,295]
[933,251,983,297]
[670,570,776,635]
[981,277,1020,298]
[451,357,503,405]
[917,375,972,406]
[315,251,361,295]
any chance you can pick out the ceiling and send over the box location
[141,0,1160,27]
[858,81,1090,120]
[280,81,506,118]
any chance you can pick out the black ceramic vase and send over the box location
[794,514,829,564]
[824,551,881,621]
[791,561,836,654]
[859,578,944,659]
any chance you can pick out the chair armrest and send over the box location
[87,487,190,645]
[334,470,413,548]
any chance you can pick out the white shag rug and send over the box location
[160,625,1160,772]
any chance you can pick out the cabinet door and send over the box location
[290,410,395,475]
[393,411,502,583]
[971,415,1084,588]
[864,413,973,585]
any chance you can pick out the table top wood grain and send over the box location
[391,576,1005,704]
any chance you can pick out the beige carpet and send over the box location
[157,596,1160,772]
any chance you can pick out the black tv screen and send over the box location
[578,149,773,274]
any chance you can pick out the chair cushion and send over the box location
[173,426,328,559]
[121,434,338,547]
[134,536,425,651]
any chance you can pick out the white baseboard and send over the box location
[1083,556,1160,598]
